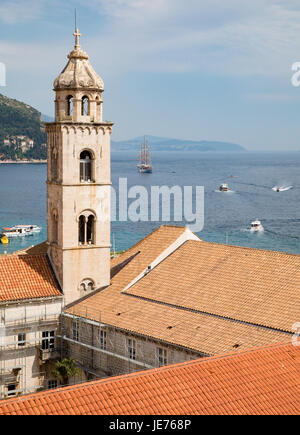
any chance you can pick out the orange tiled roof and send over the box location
[0,254,61,302]
[0,341,299,415]
[65,225,297,355]
[14,241,48,256]
[124,240,300,332]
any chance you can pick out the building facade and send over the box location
[60,313,203,381]
[0,253,63,399]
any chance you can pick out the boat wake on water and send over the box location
[264,229,300,240]
[214,189,235,193]
[231,181,271,190]
[228,180,294,192]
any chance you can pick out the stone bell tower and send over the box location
[45,28,113,305]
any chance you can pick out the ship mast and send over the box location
[137,136,152,172]
[139,136,151,165]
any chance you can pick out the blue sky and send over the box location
[1,0,300,150]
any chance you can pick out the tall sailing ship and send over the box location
[137,137,152,173]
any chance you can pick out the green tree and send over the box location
[52,358,80,386]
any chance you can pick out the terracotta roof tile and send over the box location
[13,241,48,256]
[0,342,299,415]
[124,240,300,332]
[0,254,61,302]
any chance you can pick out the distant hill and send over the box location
[0,93,46,160]
[111,135,245,152]
[0,93,245,160]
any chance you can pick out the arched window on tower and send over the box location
[51,146,58,181]
[78,211,96,245]
[96,95,101,120]
[81,96,89,116]
[52,209,58,244]
[87,215,95,243]
[79,279,95,293]
[66,95,73,116]
[78,215,85,244]
[80,150,92,182]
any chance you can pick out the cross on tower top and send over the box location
[74,28,82,48]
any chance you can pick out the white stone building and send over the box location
[0,254,63,398]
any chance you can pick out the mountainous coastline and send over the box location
[0,94,245,161]
[111,135,245,152]
[0,93,46,160]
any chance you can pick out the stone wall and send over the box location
[0,298,63,398]
[62,316,203,382]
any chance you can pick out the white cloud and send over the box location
[74,0,300,78]
[3,1,300,82]
[0,0,46,24]
[0,40,66,73]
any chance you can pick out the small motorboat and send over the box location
[1,225,41,238]
[14,225,41,233]
[219,183,229,192]
[250,220,264,232]
[272,185,293,192]
[2,227,33,238]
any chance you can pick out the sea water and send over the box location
[0,151,299,255]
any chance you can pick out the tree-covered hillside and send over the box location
[0,93,47,160]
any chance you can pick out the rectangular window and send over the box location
[157,348,167,367]
[100,329,107,350]
[127,338,136,360]
[18,333,26,347]
[48,380,58,390]
[72,321,79,341]
[42,331,55,350]
[7,384,17,397]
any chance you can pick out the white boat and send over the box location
[219,183,229,192]
[250,220,264,232]
[2,225,41,238]
[15,225,41,233]
[272,185,293,192]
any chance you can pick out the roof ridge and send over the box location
[129,224,186,248]
[111,225,186,265]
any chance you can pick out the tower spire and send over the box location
[73,9,82,49]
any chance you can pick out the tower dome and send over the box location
[54,28,104,91]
